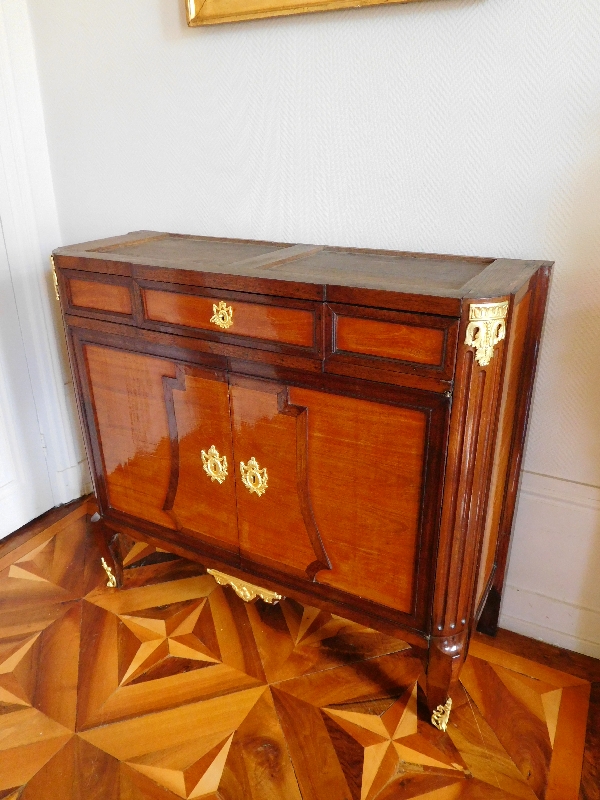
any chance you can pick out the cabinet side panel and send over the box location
[478,266,552,634]
[475,290,531,610]
[290,388,427,614]
[84,344,178,530]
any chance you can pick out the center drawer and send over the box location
[139,282,322,355]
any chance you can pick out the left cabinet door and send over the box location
[79,341,239,553]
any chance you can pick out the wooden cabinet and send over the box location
[53,231,552,728]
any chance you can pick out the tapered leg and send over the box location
[90,514,122,588]
[426,631,468,730]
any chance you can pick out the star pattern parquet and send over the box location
[0,503,592,799]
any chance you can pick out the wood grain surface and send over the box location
[53,230,548,311]
[143,288,316,349]
[0,502,594,799]
[69,277,132,316]
[335,313,446,366]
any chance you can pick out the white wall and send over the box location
[25,0,600,656]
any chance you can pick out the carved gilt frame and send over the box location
[187,0,431,27]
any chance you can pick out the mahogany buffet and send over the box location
[53,231,552,730]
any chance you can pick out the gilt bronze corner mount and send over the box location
[465,301,509,367]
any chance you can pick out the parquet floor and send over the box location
[0,501,595,800]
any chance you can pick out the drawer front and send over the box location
[61,270,133,320]
[327,304,458,383]
[141,285,319,353]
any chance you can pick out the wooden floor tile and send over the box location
[18,736,120,800]
[0,506,594,799]
[0,707,72,791]
[447,686,538,800]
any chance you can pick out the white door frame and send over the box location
[0,0,89,524]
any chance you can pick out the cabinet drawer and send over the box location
[327,304,458,383]
[140,284,320,354]
[61,270,133,320]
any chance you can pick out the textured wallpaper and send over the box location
[26,0,600,489]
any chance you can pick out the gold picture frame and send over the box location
[187,0,428,27]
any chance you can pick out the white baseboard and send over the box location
[499,470,600,660]
[500,585,600,660]
[53,460,92,504]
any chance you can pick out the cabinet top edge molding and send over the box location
[53,230,553,317]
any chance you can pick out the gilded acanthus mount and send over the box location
[464,301,509,367]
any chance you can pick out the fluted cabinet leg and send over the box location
[426,632,468,729]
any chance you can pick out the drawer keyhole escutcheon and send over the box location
[210,300,233,329]
[201,445,228,483]
[240,457,268,497]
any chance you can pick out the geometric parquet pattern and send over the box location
[0,503,591,800]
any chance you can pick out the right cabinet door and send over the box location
[230,374,447,620]
[229,377,330,581]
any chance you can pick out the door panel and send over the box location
[83,343,436,616]
[230,378,329,578]
[85,344,177,530]
[84,345,238,551]
[288,388,428,614]
[168,367,238,551]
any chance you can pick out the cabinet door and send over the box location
[231,376,444,618]
[230,376,331,580]
[288,387,431,615]
[82,343,238,552]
